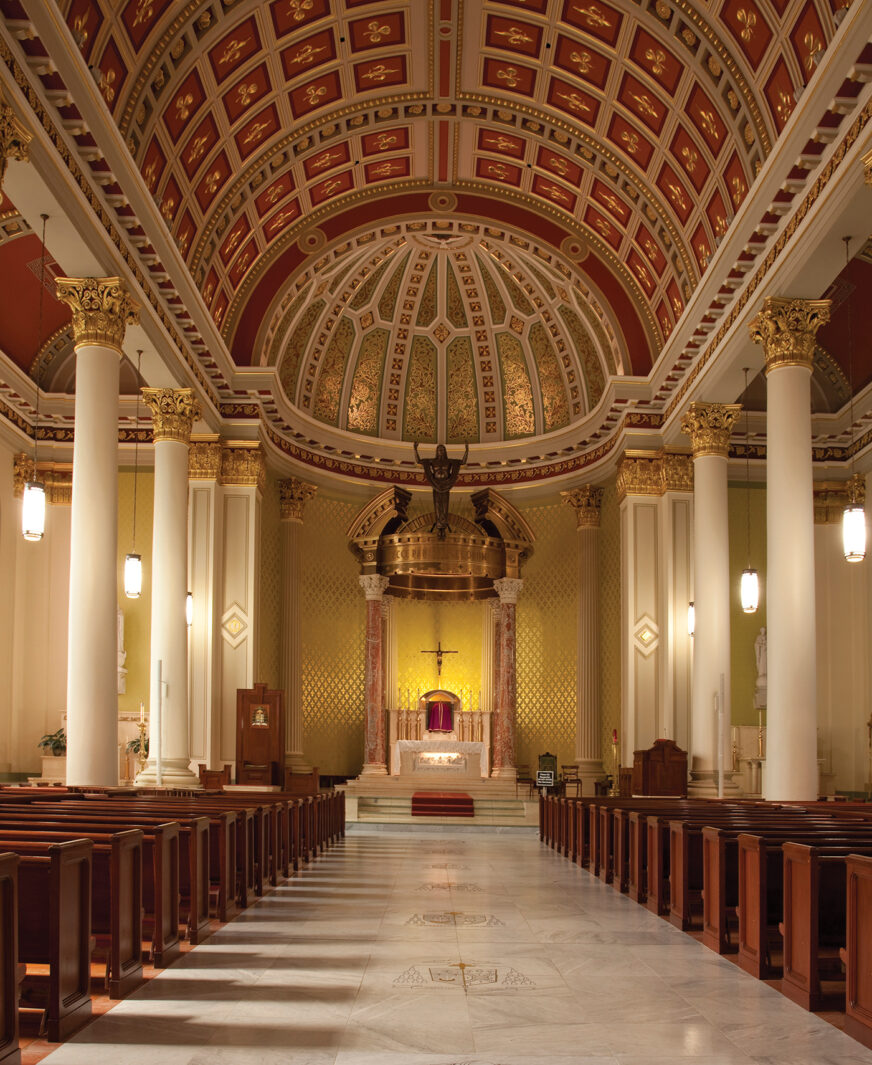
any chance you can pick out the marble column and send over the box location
[137,388,201,788]
[279,476,317,774]
[750,297,830,800]
[56,277,138,786]
[562,486,605,791]
[491,577,522,779]
[681,404,741,796]
[359,573,389,775]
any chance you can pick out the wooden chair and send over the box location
[561,765,581,798]
[198,764,231,790]
[515,764,535,798]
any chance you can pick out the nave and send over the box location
[39,827,872,1065]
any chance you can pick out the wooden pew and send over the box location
[0,827,144,997]
[842,853,872,1049]
[14,839,92,1041]
[0,853,19,1065]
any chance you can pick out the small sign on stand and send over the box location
[536,769,555,793]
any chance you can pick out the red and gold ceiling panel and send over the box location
[202,268,220,309]
[531,174,578,213]
[176,211,196,262]
[477,128,526,158]
[195,151,232,212]
[635,223,666,276]
[303,143,352,181]
[269,0,331,39]
[362,126,411,155]
[690,222,712,275]
[485,15,543,58]
[584,205,621,251]
[627,248,656,299]
[120,0,172,51]
[764,57,797,135]
[235,104,281,160]
[309,169,356,207]
[219,216,252,267]
[159,174,181,224]
[280,30,337,80]
[685,85,728,158]
[560,0,623,46]
[223,63,271,125]
[552,35,611,90]
[720,1,772,71]
[605,113,654,170]
[255,173,296,216]
[364,157,412,182]
[228,238,259,289]
[627,28,683,96]
[491,0,549,14]
[264,200,303,242]
[547,77,600,127]
[209,16,262,84]
[657,164,693,226]
[536,146,583,186]
[181,114,220,181]
[349,12,406,51]
[790,3,826,87]
[590,179,630,226]
[163,69,206,141]
[64,0,103,63]
[670,126,710,193]
[618,72,667,135]
[94,37,126,115]
[140,135,165,195]
[724,152,750,212]
[288,70,343,119]
[475,158,524,186]
[352,55,409,94]
[482,57,538,97]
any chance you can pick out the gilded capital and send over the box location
[680,402,741,458]
[221,443,266,492]
[0,90,31,190]
[616,451,662,501]
[661,448,694,492]
[279,477,317,522]
[188,440,222,480]
[494,576,523,604]
[561,485,603,529]
[55,277,140,352]
[748,297,831,374]
[359,573,389,601]
[141,388,200,445]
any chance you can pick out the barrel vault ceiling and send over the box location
[0,0,870,488]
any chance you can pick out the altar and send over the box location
[392,739,488,780]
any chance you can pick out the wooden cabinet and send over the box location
[631,739,688,797]
[236,683,284,786]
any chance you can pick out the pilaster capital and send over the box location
[141,388,200,445]
[616,451,661,501]
[813,474,866,524]
[221,443,266,492]
[279,476,317,522]
[680,402,742,458]
[55,277,139,352]
[494,576,523,604]
[748,297,831,373]
[561,485,603,529]
[359,574,389,601]
[188,439,222,480]
[661,448,694,492]
[0,90,31,190]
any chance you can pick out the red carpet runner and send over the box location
[411,791,474,817]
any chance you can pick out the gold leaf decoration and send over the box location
[280,298,324,399]
[404,335,437,442]
[558,305,605,408]
[268,286,309,366]
[416,260,438,326]
[347,328,389,434]
[349,255,393,310]
[445,260,468,329]
[446,336,478,443]
[314,316,355,424]
[529,322,569,431]
[497,332,535,438]
[475,253,506,325]
[379,249,411,321]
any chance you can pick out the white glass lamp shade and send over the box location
[21,480,46,541]
[843,503,866,563]
[124,553,142,598]
[740,568,759,613]
[687,601,695,637]
[186,591,193,627]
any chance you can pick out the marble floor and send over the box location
[41,824,872,1065]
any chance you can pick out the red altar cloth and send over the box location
[427,700,453,732]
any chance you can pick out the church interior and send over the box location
[1,0,872,1062]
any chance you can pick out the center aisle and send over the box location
[43,825,872,1065]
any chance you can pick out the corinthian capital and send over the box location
[279,477,317,522]
[680,402,741,458]
[141,388,200,444]
[748,297,831,374]
[359,574,389,601]
[0,90,31,191]
[55,277,140,352]
[561,485,603,528]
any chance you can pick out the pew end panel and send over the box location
[0,853,20,1065]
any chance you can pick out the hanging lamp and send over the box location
[22,214,49,542]
[841,236,866,563]
[124,351,143,597]
[687,601,695,637]
[739,368,759,612]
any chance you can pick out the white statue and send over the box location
[754,627,767,681]
[117,605,128,695]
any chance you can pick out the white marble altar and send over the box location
[392,738,488,778]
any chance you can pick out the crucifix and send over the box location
[420,640,457,677]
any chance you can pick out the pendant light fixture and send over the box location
[740,367,759,613]
[124,351,143,598]
[841,236,866,563]
[687,601,695,637]
[22,214,49,542]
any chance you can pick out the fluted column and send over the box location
[491,577,522,779]
[359,574,389,775]
[0,89,30,193]
[56,278,139,785]
[681,403,741,796]
[279,477,317,773]
[563,486,605,790]
[750,297,830,800]
[137,388,201,788]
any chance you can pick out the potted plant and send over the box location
[37,727,66,781]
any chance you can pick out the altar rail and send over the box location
[388,707,491,746]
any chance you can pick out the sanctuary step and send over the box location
[353,795,534,825]
[411,791,474,817]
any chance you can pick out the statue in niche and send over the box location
[414,442,468,539]
[754,627,767,682]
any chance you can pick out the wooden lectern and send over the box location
[236,682,284,786]
[631,739,688,797]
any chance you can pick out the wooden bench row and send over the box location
[0,787,345,1060]
[539,793,872,1050]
